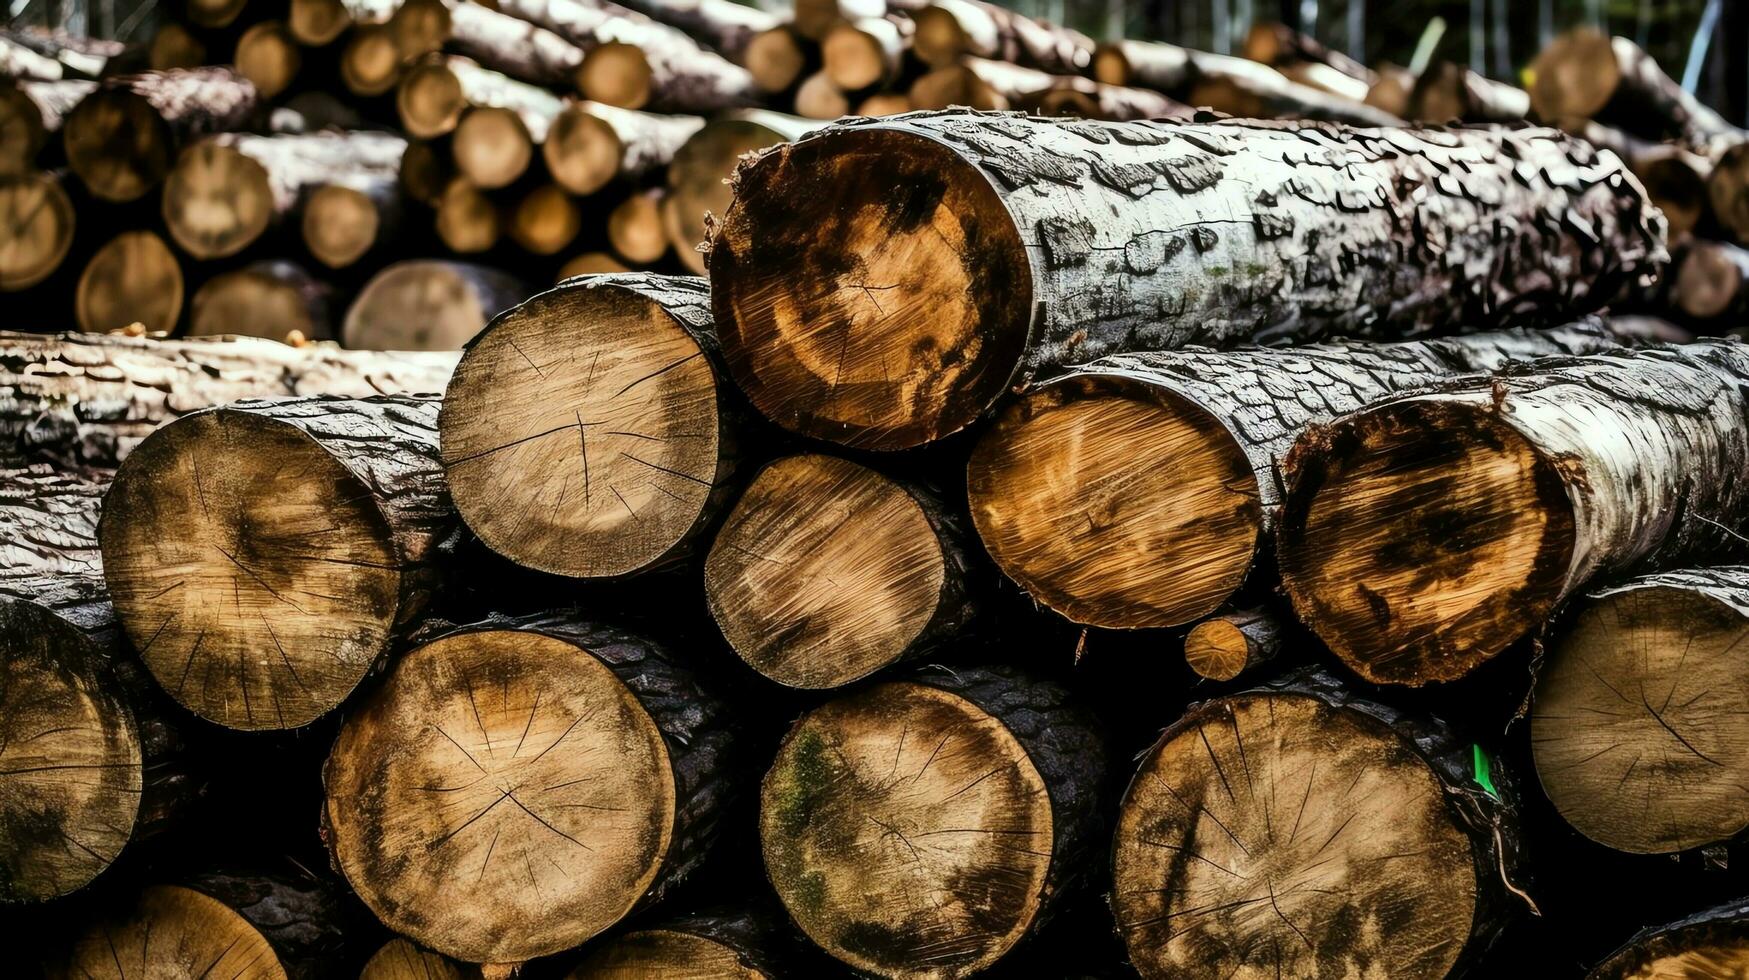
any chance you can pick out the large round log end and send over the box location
[162,141,274,260]
[63,885,287,976]
[64,88,172,202]
[76,230,183,335]
[0,172,75,291]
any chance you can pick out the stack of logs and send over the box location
[10,9,1749,980]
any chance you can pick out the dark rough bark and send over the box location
[0,330,457,468]
[1576,121,1714,240]
[1094,40,1403,127]
[911,0,1094,74]
[1589,895,1749,978]
[607,0,781,62]
[0,79,95,175]
[1278,340,1749,685]
[710,111,1666,449]
[62,67,262,202]
[1112,669,1525,979]
[179,871,376,979]
[1408,61,1530,123]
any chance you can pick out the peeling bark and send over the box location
[908,57,1190,121]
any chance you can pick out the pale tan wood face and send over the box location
[1283,403,1571,684]
[713,130,1031,449]
[60,885,287,979]
[346,261,492,350]
[436,180,501,255]
[100,411,402,730]
[343,28,402,97]
[1183,618,1248,681]
[163,142,273,259]
[360,938,475,980]
[560,253,630,278]
[454,108,532,190]
[544,106,621,196]
[0,87,45,177]
[1534,588,1749,853]
[761,682,1052,980]
[607,191,666,264]
[579,44,652,110]
[325,631,675,964]
[65,93,170,202]
[1530,27,1619,123]
[511,185,582,256]
[235,22,300,99]
[442,285,719,578]
[304,185,379,268]
[705,454,944,688]
[1113,694,1477,980]
[191,270,317,341]
[77,230,184,335]
[0,602,141,902]
[568,930,763,980]
[665,121,787,277]
[969,380,1259,629]
[1612,941,1749,980]
[398,62,465,138]
[0,173,74,291]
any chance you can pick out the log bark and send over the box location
[545,100,702,196]
[1576,121,1713,240]
[704,453,978,689]
[0,170,75,292]
[1242,20,1376,85]
[663,109,821,276]
[344,261,528,351]
[964,321,1620,630]
[190,260,336,343]
[492,0,759,112]
[1589,896,1749,978]
[0,329,458,468]
[1183,606,1282,682]
[2,29,143,79]
[0,78,95,176]
[1533,566,1749,856]
[59,873,371,978]
[98,393,455,730]
[0,464,194,904]
[440,0,587,90]
[761,663,1104,978]
[1112,669,1524,979]
[0,33,67,80]
[567,908,795,978]
[234,20,302,100]
[1278,61,1372,104]
[793,0,890,41]
[1670,239,1749,324]
[75,230,184,336]
[440,274,741,579]
[1531,29,1747,159]
[1276,340,1749,686]
[1093,40,1404,127]
[908,57,1190,121]
[322,611,736,967]
[163,129,411,260]
[397,54,563,141]
[508,182,583,254]
[362,938,481,979]
[62,67,261,203]
[606,0,782,63]
[911,0,1094,74]
[1408,60,1530,123]
[710,112,1666,450]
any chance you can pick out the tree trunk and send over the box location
[62,67,262,203]
[0,170,76,292]
[58,873,372,978]
[1576,121,1714,240]
[432,176,503,253]
[761,664,1105,978]
[793,70,848,120]
[705,453,978,689]
[0,329,458,468]
[322,611,736,968]
[440,0,586,90]
[1243,19,1376,85]
[163,129,411,260]
[440,274,742,580]
[1277,61,1373,104]
[234,20,303,100]
[74,229,184,336]
[569,908,796,977]
[1532,29,1747,160]
[0,463,196,905]
[710,113,1666,451]
[1093,40,1404,127]
[303,167,405,269]
[908,57,1190,121]
[545,101,701,196]
[911,0,1095,74]
[606,187,667,262]
[361,938,480,979]
[506,182,582,255]
[965,321,1620,631]
[606,0,782,63]
[1670,239,1749,325]
[0,79,95,176]
[344,261,527,351]
[1532,566,1749,856]
[1112,669,1524,979]
[1277,340,1749,686]
[794,0,888,41]
[664,109,821,276]
[98,393,455,731]
[492,0,760,112]
[1,29,143,79]
[744,25,807,94]
[1183,606,1283,682]
[1409,60,1530,122]
[1589,896,1749,978]
[189,260,336,343]
[397,54,564,141]
[822,15,909,92]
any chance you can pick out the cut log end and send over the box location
[1113,692,1479,979]
[344,260,510,350]
[712,128,1031,450]
[1091,45,1130,86]
[856,93,912,116]
[1676,241,1748,321]
[187,0,249,28]
[389,0,451,61]
[665,118,801,277]
[607,190,667,264]
[190,265,327,342]
[325,630,676,963]
[440,279,720,579]
[0,172,75,292]
[454,107,533,190]
[1529,27,1619,124]
[235,21,302,101]
[0,599,141,904]
[706,455,946,689]
[560,252,630,278]
[1532,584,1749,854]
[0,85,47,177]
[761,681,1052,979]
[99,410,406,730]
[304,185,381,269]
[435,179,501,255]
[511,184,582,256]
[1709,143,1749,245]
[821,23,887,92]
[908,65,1005,112]
[361,938,474,980]
[910,7,967,69]
[151,24,208,71]
[1278,400,1573,686]
[64,88,172,202]
[65,885,287,976]
[544,105,623,196]
[581,44,653,111]
[794,71,849,120]
[343,27,404,97]
[968,377,1260,629]
[568,930,766,979]
[1183,618,1253,681]
[77,230,184,336]
[398,61,466,139]
[289,0,351,46]
[162,141,273,260]
[746,28,804,94]
[1636,151,1709,240]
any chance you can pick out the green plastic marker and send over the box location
[1472,744,1498,798]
